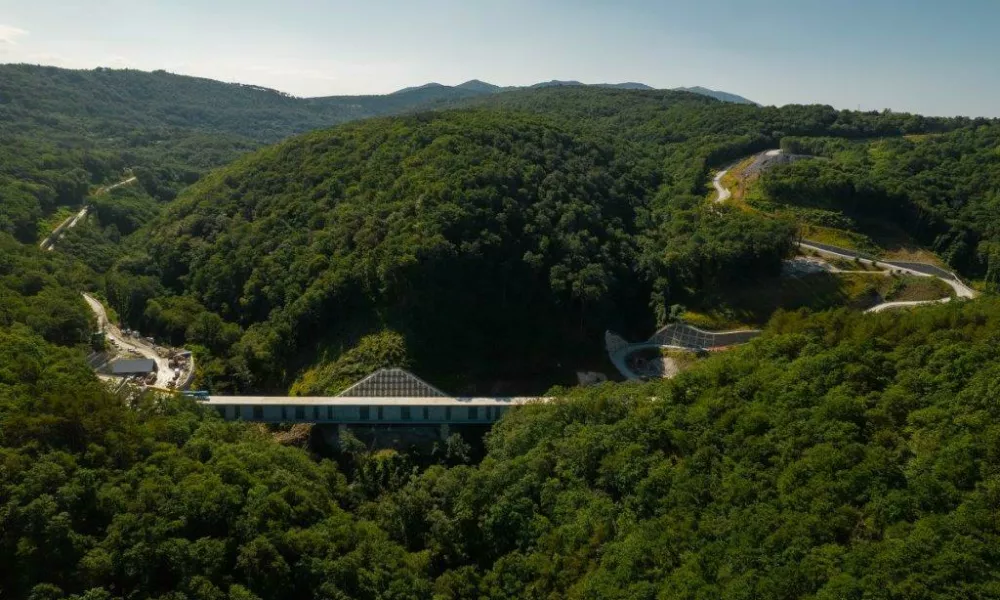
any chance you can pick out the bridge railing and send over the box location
[205,399,534,424]
[648,323,761,350]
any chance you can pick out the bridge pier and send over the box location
[439,423,450,441]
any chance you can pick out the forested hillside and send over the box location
[118,105,801,394]
[0,65,496,247]
[0,137,118,243]
[754,129,1000,285]
[4,59,1000,600]
[5,296,1000,599]
[0,64,490,143]
[111,86,996,393]
[0,234,94,345]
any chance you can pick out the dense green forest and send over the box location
[5,297,1000,599]
[119,106,800,393]
[0,234,94,345]
[5,65,1000,599]
[755,128,1000,284]
[111,86,996,393]
[0,64,489,143]
[0,64,500,249]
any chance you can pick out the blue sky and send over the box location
[1,0,998,117]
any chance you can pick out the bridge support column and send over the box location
[439,423,450,441]
[338,423,349,437]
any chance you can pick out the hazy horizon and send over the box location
[2,0,999,118]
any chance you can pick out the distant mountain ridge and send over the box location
[391,82,448,95]
[674,86,758,105]
[456,79,502,93]
[0,64,757,153]
[388,79,755,104]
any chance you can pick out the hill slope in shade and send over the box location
[134,110,666,392]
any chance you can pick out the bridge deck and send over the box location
[201,396,550,424]
[204,396,544,406]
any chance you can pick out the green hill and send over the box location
[110,87,991,394]
[122,107,793,393]
[675,85,757,104]
[0,64,492,143]
[5,64,1000,600]
[0,65,494,248]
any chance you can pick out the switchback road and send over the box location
[710,149,978,309]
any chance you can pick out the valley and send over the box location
[3,62,1000,600]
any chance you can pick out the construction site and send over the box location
[83,293,196,392]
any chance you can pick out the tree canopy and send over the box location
[3,65,1000,600]
[5,296,1000,599]
[122,108,800,393]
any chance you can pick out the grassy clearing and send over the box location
[683,272,952,329]
[882,247,947,265]
[824,254,881,271]
[851,217,947,266]
[797,218,944,266]
[681,310,746,331]
[884,275,953,302]
[799,224,880,253]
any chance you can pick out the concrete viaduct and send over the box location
[198,368,548,432]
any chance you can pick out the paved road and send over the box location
[607,324,763,380]
[708,150,978,308]
[83,292,174,388]
[40,176,137,251]
[865,297,953,314]
[613,151,982,379]
[797,241,976,300]
[39,209,85,251]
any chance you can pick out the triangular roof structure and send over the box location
[336,368,446,398]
